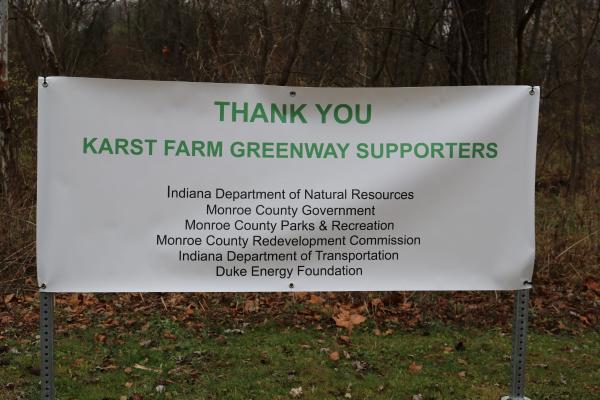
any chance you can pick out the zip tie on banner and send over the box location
[529,85,535,95]
[42,76,48,88]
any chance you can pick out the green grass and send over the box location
[1,318,599,399]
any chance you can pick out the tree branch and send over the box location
[278,0,311,86]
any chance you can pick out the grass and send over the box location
[1,314,599,399]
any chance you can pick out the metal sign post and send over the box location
[502,288,532,400]
[40,291,55,400]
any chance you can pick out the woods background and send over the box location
[0,0,598,327]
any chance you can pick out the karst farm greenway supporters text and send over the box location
[81,100,499,160]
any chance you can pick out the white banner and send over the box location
[37,77,539,292]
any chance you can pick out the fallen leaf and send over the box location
[333,307,367,332]
[309,294,325,304]
[579,315,591,325]
[458,371,466,378]
[215,335,227,345]
[352,360,367,372]
[558,320,567,330]
[68,293,80,306]
[371,298,383,307]
[133,363,161,373]
[339,335,351,344]
[584,278,599,292]
[408,361,423,374]
[244,299,258,312]
[185,304,195,316]
[223,328,244,334]
[329,351,340,361]
[260,351,269,364]
[94,334,107,344]
[289,386,303,398]
[163,331,177,340]
[350,314,366,325]
[73,358,85,366]
[333,315,353,331]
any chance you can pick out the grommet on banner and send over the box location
[289,282,294,289]
[40,283,47,290]
[42,76,48,88]
[523,280,533,288]
[289,91,296,97]
[529,86,535,96]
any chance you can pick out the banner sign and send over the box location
[37,77,539,292]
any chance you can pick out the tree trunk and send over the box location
[488,0,516,84]
[569,4,585,194]
[278,0,311,86]
[569,64,584,194]
[10,1,60,75]
[453,0,487,85]
[0,0,11,197]
[516,0,547,84]
[568,1,600,193]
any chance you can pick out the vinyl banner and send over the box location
[37,77,539,292]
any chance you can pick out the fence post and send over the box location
[502,288,531,400]
[40,291,55,400]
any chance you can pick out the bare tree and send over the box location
[278,0,311,86]
[0,0,9,197]
[10,1,60,75]
[515,0,547,84]
[568,0,600,193]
